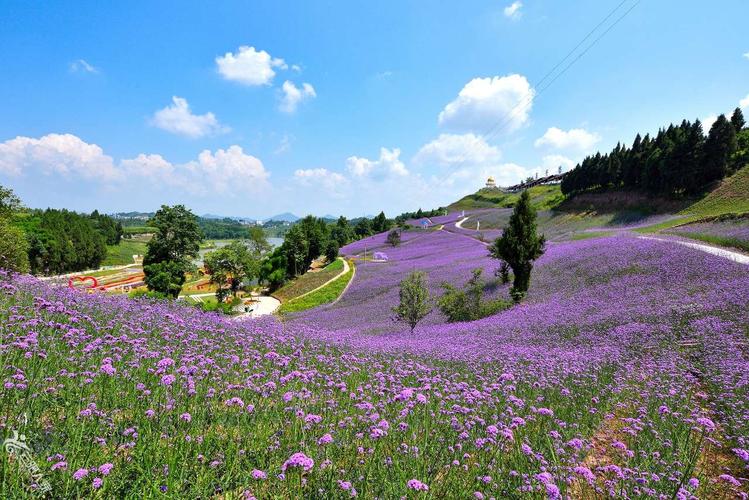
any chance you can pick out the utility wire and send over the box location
[448,0,642,173]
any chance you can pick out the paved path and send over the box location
[234,296,281,319]
[455,216,469,229]
[638,235,749,265]
[292,258,350,300]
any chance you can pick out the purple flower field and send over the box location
[2,229,749,497]
[667,216,749,248]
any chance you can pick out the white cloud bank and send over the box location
[151,96,227,138]
[216,46,287,86]
[534,127,600,152]
[279,81,316,113]
[346,147,409,180]
[503,1,523,20]
[740,94,749,110]
[0,134,268,197]
[438,74,534,133]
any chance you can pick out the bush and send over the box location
[325,240,339,263]
[386,229,401,247]
[438,268,511,322]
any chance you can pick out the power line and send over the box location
[448,0,642,173]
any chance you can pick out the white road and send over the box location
[233,296,281,320]
[292,258,350,300]
[638,236,749,265]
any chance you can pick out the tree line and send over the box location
[0,186,124,275]
[562,108,748,196]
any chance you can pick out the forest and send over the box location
[562,108,748,196]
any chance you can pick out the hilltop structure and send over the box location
[485,176,497,189]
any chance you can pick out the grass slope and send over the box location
[449,184,564,211]
[279,262,353,314]
[273,258,344,302]
[102,240,147,266]
[682,165,749,217]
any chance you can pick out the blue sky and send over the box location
[1,0,748,218]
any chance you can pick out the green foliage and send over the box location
[102,240,147,266]
[20,209,107,275]
[372,211,391,233]
[392,271,432,333]
[203,241,260,299]
[258,247,288,291]
[273,258,343,303]
[0,217,29,273]
[331,216,355,246]
[89,210,123,245]
[354,218,373,238]
[450,185,563,212]
[143,261,187,298]
[386,229,401,247]
[730,107,745,133]
[247,226,272,255]
[198,217,253,239]
[437,268,511,322]
[0,185,22,218]
[144,205,203,266]
[489,191,546,302]
[143,205,203,297]
[128,289,168,300]
[562,113,740,198]
[325,240,339,263]
[394,207,447,223]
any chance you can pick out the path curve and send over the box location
[292,258,350,301]
[233,296,281,320]
[638,235,749,265]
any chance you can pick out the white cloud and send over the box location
[69,59,98,74]
[503,1,523,20]
[534,127,600,152]
[702,114,718,131]
[743,52,749,60]
[438,74,534,133]
[215,46,287,86]
[541,154,576,174]
[346,148,408,179]
[0,133,120,180]
[279,81,316,113]
[185,146,269,194]
[0,133,269,198]
[740,94,749,110]
[274,134,292,155]
[294,168,348,198]
[151,96,227,138]
[413,133,501,167]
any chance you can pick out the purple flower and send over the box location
[317,433,333,445]
[92,477,103,489]
[180,412,192,422]
[282,452,314,472]
[73,468,89,480]
[160,374,176,386]
[98,463,114,476]
[407,479,429,491]
[251,469,267,480]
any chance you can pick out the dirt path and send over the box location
[233,296,280,320]
[638,235,749,265]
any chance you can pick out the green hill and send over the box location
[449,184,564,211]
[682,164,749,217]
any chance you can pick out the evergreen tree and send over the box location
[730,107,746,133]
[702,114,737,183]
[372,211,389,233]
[488,191,545,302]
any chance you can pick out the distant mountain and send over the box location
[322,214,338,221]
[264,212,300,223]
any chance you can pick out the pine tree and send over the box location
[702,114,737,183]
[730,107,746,133]
[488,191,545,302]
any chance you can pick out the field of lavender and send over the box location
[2,222,749,498]
[667,215,749,252]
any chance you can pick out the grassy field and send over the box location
[122,226,157,235]
[279,262,353,314]
[682,165,749,217]
[102,240,147,266]
[449,184,564,211]
[272,258,344,302]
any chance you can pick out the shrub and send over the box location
[392,271,431,333]
[386,229,401,247]
[438,268,512,322]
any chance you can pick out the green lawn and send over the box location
[279,262,353,314]
[102,240,147,266]
[449,184,564,211]
[273,258,344,302]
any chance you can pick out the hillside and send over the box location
[449,184,564,211]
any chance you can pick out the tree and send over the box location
[392,271,431,333]
[0,185,22,218]
[258,247,288,291]
[143,205,203,297]
[386,229,401,247]
[144,205,203,265]
[372,211,390,233]
[730,107,746,133]
[325,240,339,263]
[702,114,737,182]
[0,218,29,273]
[354,218,372,238]
[247,226,272,256]
[488,190,545,302]
[143,261,186,299]
[331,216,354,246]
[204,241,259,300]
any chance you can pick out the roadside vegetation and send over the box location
[273,258,343,302]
